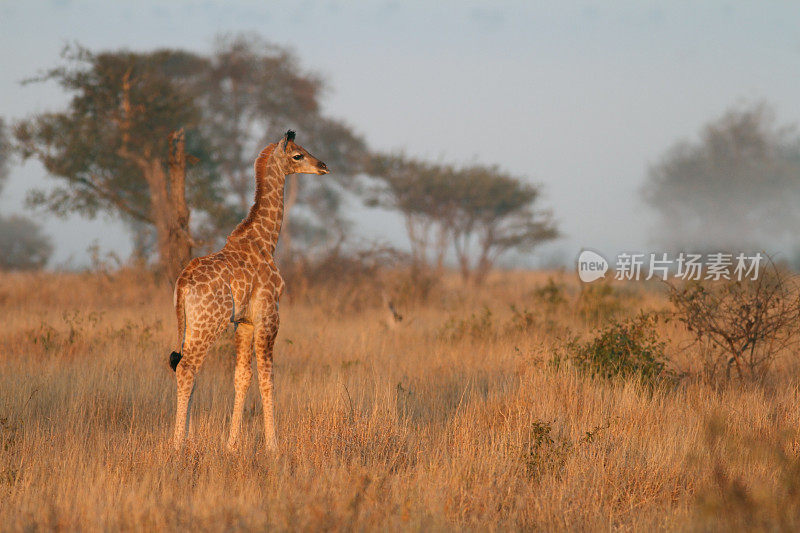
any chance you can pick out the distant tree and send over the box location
[0,214,52,270]
[14,38,365,279]
[202,34,367,258]
[642,103,800,251]
[367,153,455,272]
[14,46,224,282]
[0,119,53,271]
[368,155,558,283]
[447,165,558,284]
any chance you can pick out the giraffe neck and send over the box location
[229,143,288,257]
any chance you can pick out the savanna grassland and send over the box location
[2,267,800,531]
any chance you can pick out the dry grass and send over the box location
[2,268,800,531]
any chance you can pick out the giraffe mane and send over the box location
[254,143,277,184]
[229,143,281,239]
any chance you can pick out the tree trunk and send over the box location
[433,224,448,275]
[139,130,193,285]
[473,255,492,286]
[117,75,192,284]
[453,233,472,283]
[472,235,495,286]
[165,129,193,282]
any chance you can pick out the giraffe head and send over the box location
[277,130,329,175]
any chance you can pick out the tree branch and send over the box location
[75,174,151,223]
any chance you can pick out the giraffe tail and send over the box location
[170,277,187,372]
[169,351,182,371]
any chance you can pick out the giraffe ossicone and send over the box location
[169,130,329,452]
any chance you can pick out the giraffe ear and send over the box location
[283,130,296,152]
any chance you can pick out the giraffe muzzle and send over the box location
[317,161,329,174]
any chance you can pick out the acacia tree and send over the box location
[366,153,455,272]
[202,35,367,258]
[448,165,558,284]
[368,155,558,283]
[642,103,800,251]
[204,35,319,213]
[14,46,224,282]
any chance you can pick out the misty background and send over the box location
[2,1,800,268]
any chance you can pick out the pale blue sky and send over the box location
[1,1,799,267]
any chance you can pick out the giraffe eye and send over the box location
[292,154,303,161]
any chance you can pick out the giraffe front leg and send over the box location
[254,311,279,452]
[227,322,254,451]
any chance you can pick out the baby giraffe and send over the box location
[169,130,329,452]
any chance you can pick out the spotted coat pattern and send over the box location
[171,132,329,451]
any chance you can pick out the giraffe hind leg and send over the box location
[227,322,254,451]
[172,329,218,450]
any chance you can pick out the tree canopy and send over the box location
[368,154,558,283]
[14,38,367,274]
[642,103,800,251]
[367,153,456,271]
[201,35,367,254]
[15,45,221,224]
[14,45,222,280]
[448,164,558,283]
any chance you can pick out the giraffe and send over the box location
[168,130,329,452]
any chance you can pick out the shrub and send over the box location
[388,266,441,306]
[506,304,536,333]
[501,279,568,337]
[567,312,669,384]
[517,418,616,481]
[532,277,566,308]
[668,259,800,381]
[439,307,495,341]
[281,242,406,312]
[520,419,571,480]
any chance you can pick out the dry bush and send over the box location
[530,277,567,308]
[507,277,571,336]
[281,243,441,316]
[668,260,800,381]
[438,306,496,342]
[285,244,402,289]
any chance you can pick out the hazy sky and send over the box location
[1,1,799,268]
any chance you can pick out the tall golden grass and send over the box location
[2,268,800,530]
